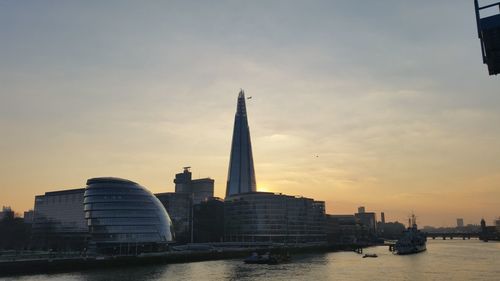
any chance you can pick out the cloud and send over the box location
[1,1,499,226]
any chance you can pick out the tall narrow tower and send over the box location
[226,89,257,197]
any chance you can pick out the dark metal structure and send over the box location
[474,0,500,75]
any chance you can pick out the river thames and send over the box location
[3,240,499,281]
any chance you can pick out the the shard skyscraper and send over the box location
[226,89,257,197]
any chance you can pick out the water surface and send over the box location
[4,240,499,281]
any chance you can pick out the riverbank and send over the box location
[0,242,375,276]
[4,240,499,281]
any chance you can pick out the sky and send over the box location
[1,1,499,227]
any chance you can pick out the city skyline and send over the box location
[1,1,499,227]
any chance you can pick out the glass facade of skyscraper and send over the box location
[226,90,257,197]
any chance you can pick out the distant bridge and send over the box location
[423,232,480,240]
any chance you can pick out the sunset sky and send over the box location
[1,1,499,227]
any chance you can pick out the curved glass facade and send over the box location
[84,177,173,253]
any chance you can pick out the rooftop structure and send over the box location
[174,167,214,204]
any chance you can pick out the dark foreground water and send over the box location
[3,240,499,281]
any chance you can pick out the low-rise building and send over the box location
[224,192,326,243]
[326,214,363,244]
[355,211,377,236]
[32,188,87,250]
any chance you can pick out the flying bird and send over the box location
[247,96,252,99]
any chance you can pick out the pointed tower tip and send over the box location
[238,89,245,98]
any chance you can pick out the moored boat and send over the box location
[394,214,427,255]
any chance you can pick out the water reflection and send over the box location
[81,264,169,281]
[5,240,500,281]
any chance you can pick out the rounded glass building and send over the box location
[84,177,173,254]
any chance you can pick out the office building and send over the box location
[32,188,87,250]
[174,167,214,204]
[155,192,192,243]
[380,212,385,224]
[0,206,13,220]
[226,90,257,197]
[457,218,464,228]
[155,167,215,243]
[224,192,326,243]
[84,177,173,254]
[23,210,34,224]
[355,210,377,236]
[193,197,224,243]
[326,214,364,244]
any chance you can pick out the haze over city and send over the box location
[1,1,499,227]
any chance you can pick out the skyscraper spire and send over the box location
[226,89,257,197]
